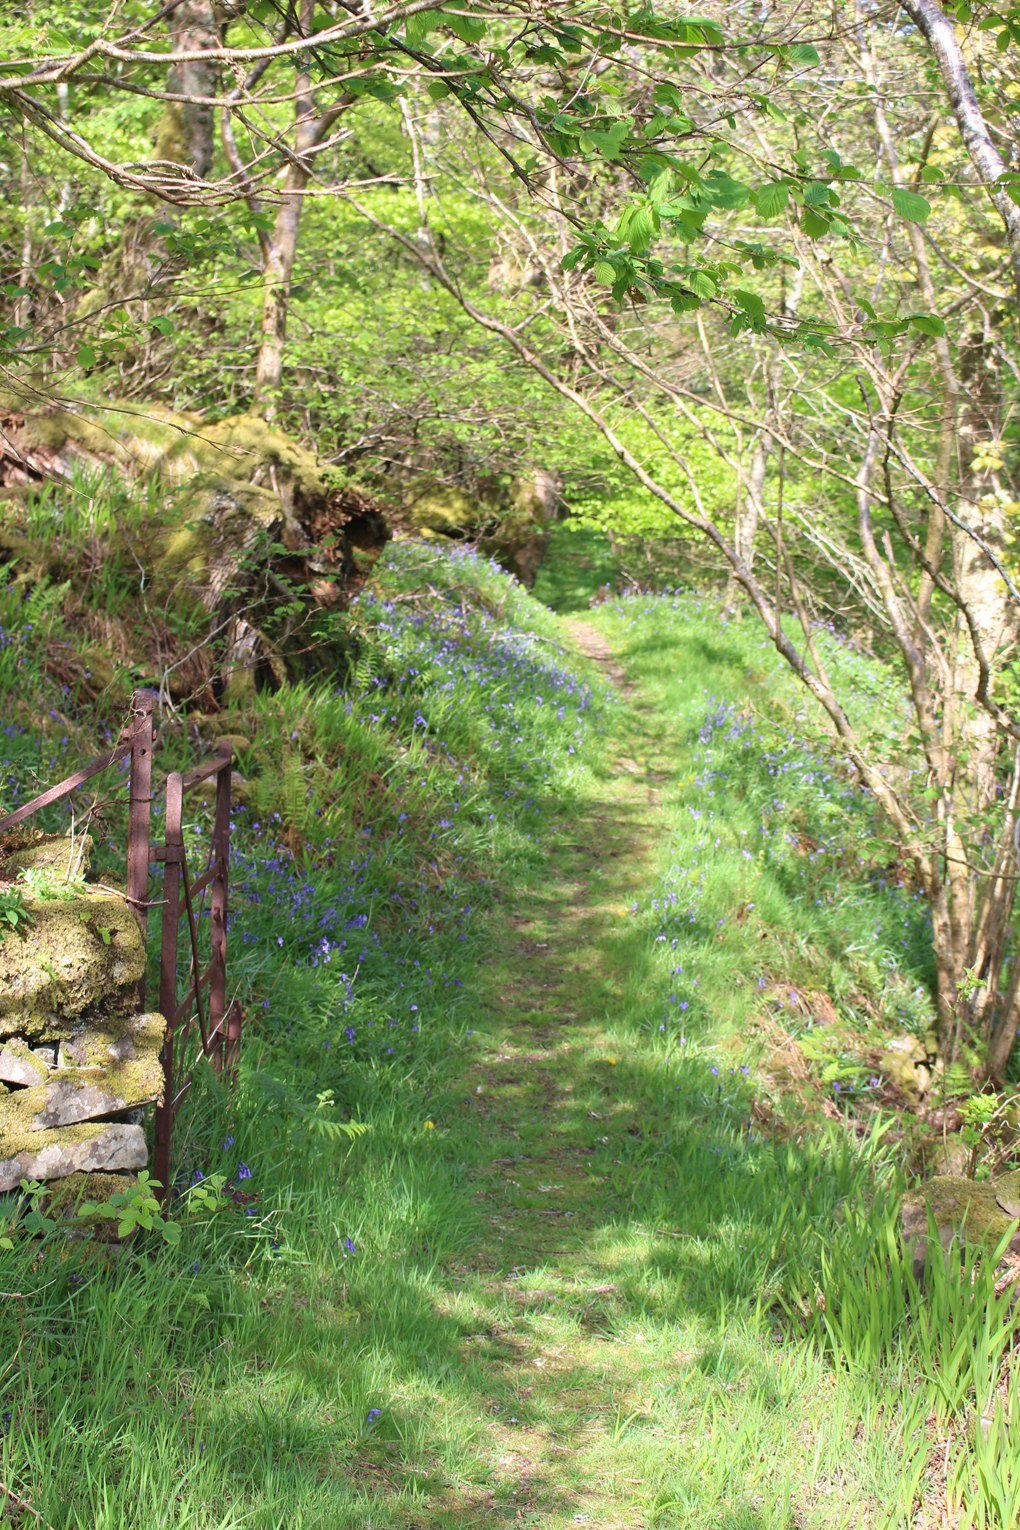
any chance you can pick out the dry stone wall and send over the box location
[0,833,165,1193]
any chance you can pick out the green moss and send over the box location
[4,833,93,881]
[42,1170,139,1239]
[0,890,145,1039]
[903,1172,1020,1269]
[0,1119,147,1191]
[408,482,481,535]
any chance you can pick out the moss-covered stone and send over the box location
[0,1039,50,1086]
[0,1009,164,1144]
[42,1169,142,1242]
[879,1033,928,1100]
[42,1169,137,1216]
[57,1010,164,1072]
[3,832,93,881]
[408,482,481,536]
[0,889,145,1039]
[0,1120,147,1192]
[901,1172,1020,1273]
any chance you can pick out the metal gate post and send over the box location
[208,741,232,1074]
[127,690,155,1003]
[153,771,184,1199]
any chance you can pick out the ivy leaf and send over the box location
[891,186,931,224]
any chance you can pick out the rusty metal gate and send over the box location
[0,688,242,1200]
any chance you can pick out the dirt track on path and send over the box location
[423,617,678,1530]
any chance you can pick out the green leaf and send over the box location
[687,270,717,299]
[445,9,486,44]
[405,9,442,44]
[788,42,821,65]
[799,207,831,239]
[77,344,96,369]
[150,316,174,337]
[732,289,767,327]
[891,186,931,224]
[426,79,451,99]
[593,261,617,285]
[909,312,947,337]
[755,182,789,220]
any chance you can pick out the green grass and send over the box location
[531,522,620,613]
[0,538,1014,1528]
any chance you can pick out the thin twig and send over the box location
[0,1479,56,1528]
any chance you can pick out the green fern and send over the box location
[943,1061,973,1098]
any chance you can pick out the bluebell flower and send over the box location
[237,1162,253,1180]
[345,1237,357,1253]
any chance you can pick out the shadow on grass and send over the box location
[0,779,900,1528]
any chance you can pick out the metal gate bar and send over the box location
[151,738,240,1200]
[0,689,241,1202]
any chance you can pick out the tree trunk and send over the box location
[252,0,318,418]
[252,164,311,418]
[902,0,1020,300]
[725,263,803,606]
[166,0,218,178]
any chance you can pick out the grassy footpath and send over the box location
[0,540,1015,1527]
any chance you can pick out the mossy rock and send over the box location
[0,386,392,690]
[407,482,482,536]
[58,1010,165,1077]
[0,1120,147,1192]
[42,1168,137,1215]
[902,1171,1020,1274]
[43,1169,143,1242]
[3,832,93,881]
[0,1009,165,1144]
[879,1033,928,1100]
[0,889,145,1039]
[0,386,343,579]
[404,473,556,587]
[0,1038,51,1087]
